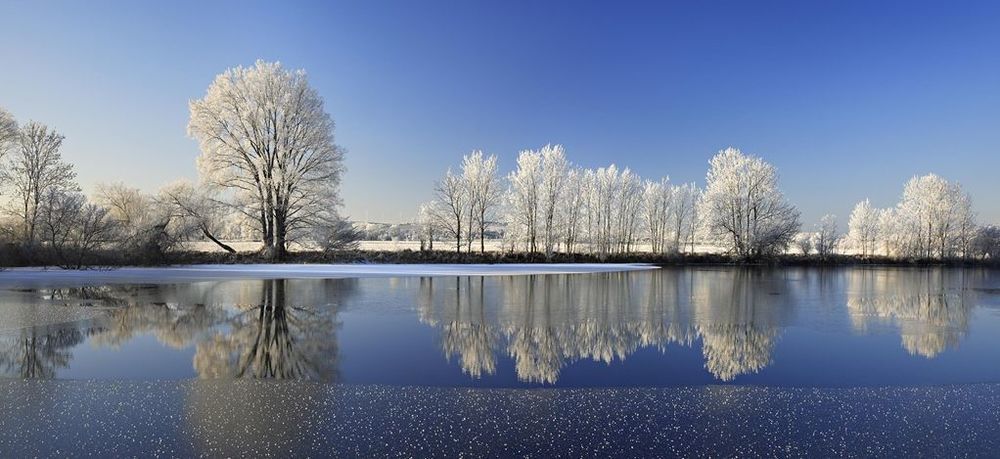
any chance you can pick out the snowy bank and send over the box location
[0,263,657,285]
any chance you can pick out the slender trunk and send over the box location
[202,226,236,253]
[479,209,486,254]
[260,206,273,251]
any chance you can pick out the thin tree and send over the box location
[539,144,569,257]
[462,151,502,254]
[433,168,467,252]
[506,149,543,252]
[814,214,839,258]
[847,199,879,257]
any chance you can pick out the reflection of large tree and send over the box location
[194,279,339,381]
[5,279,352,381]
[847,269,974,357]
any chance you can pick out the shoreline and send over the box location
[2,249,996,269]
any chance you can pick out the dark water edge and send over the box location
[2,247,998,268]
[2,380,998,458]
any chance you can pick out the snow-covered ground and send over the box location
[0,263,657,285]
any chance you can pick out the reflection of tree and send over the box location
[420,277,498,378]
[92,302,224,349]
[0,323,85,378]
[3,278,353,381]
[417,269,792,383]
[194,279,340,381]
[847,269,973,357]
[691,269,791,381]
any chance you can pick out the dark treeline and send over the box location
[3,246,996,269]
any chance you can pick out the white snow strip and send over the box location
[0,263,657,285]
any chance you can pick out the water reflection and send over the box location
[0,279,353,381]
[0,323,85,378]
[193,280,339,380]
[417,270,795,382]
[0,268,995,384]
[847,269,974,357]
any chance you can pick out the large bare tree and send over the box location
[188,60,345,258]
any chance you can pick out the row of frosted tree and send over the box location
[845,174,986,259]
[420,146,997,260]
[419,145,701,257]
[0,60,353,266]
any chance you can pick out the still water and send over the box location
[2,267,999,387]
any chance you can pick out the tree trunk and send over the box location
[273,213,287,260]
[202,226,236,254]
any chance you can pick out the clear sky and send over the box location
[1,0,998,225]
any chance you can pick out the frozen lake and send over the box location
[2,265,1000,454]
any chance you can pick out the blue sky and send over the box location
[1,0,998,224]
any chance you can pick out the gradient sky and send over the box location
[1,0,998,225]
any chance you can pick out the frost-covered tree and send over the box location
[461,151,502,254]
[539,145,569,256]
[586,165,618,256]
[643,178,672,253]
[954,192,977,259]
[698,147,800,258]
[614,168,644,253]
[877,207,904,257]
[506,148,544,252]
[560,168,585,253]
[893,174,975,258]
[642,178,700,254]
[672,183,700,253]
[814,214,839,258]
[847,199,880,257]
[1,121,78,245]
[188,60,345,259]
[571,164,645,256]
